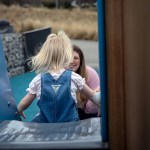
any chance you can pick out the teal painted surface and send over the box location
[10,72,40,122]
[97,0,108,141]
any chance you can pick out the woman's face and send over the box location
[69,51,80,72]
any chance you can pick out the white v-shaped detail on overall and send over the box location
[51,84,61,93]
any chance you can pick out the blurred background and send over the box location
[0,0,98,40]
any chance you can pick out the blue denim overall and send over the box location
[32,70,79,123]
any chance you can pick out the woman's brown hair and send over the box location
[72,45,88,107]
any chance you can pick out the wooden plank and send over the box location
[105,0,126,150]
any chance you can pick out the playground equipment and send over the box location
[0,1,108,149]
[0,19,14,34]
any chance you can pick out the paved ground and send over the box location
[71,39,99,68]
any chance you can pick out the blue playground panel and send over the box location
[0,35,20,121]
[97,0,108,142]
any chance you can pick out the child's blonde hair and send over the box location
[30,31,73,73]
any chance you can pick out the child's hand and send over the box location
[19,111,26,119]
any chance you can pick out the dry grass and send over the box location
[0,4,98,40]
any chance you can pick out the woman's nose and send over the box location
[70,62,74,65]
[70,59,75,64]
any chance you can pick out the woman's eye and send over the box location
[74,57,79,60]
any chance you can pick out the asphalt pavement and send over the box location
[71,39,99,68]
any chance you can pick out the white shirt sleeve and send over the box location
[26,71,85,102]
[26,74,41,99]
[70,72,85,104]
[71,72,85,91]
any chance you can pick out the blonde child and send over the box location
[17,31,100,123]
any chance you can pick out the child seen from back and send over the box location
[17,31,100,123]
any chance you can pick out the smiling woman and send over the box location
[69,45,100,119]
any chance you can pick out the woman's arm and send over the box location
[86,66,100,90]
[17,93,36,119]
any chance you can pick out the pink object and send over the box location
[84,66,100,114]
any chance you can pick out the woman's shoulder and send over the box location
[86,66,100,88]
[86,66,99,76]
[86,66,95,71]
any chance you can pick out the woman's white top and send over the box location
[26,69,85,104]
